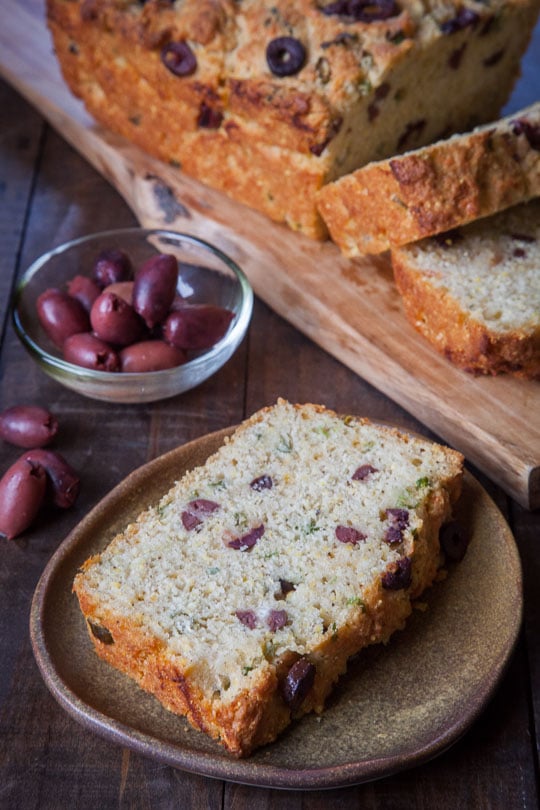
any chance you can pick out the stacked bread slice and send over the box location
[317,103,540,378]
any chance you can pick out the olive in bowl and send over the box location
[11,229,253,403]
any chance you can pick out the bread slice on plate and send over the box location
[317,103,540,255]
[391,200,540,379]
[73,399,463,757]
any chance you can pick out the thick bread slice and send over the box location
[74,400,463,756]
[317,103,540,255]
[391,200,540,379]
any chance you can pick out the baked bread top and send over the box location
[49,0,537,163]
[391,199,540,378]
[47,0,540,235]
[318,101,540,254]
[74,399,463,755]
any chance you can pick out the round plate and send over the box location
[29,427,522,790]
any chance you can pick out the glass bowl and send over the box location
[11,228,253,403]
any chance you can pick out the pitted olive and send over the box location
[37,288,91,348]
[133,254,178,329]
[63,333,120,372]
[0,456,47,539]
[120,340,187,372]
[0,405,58,448]
[90,292,145,346]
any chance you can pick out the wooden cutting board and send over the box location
[2,0,539,509]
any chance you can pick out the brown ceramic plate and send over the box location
[30,426,522,790]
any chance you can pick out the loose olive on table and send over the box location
[0,405,81,540]
[0,405,58,448]
[0,456,47,540]
[0,447,81,539]
[23,448,80,509]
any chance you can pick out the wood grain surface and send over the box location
[0,0,539,510]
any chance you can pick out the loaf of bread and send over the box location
[46,0,540,239]
[74,399,463,757]
[391,200,540,379]
[317,102,540,255]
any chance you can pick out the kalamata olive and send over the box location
[119,340,187,372]
[381,556,412,590]
[267,609,288,631]
[36,288,91,348]
[439,520,470,562]
[227,524,265,550]
[0,456,47,539]
[132,254,179,329]
[92,249,132,288]
[102,281,134,305]
[440,7,480,34]
[90,292,145,346]
[161,41,198,76]
[197,103,223,129]
[266,37,306,77]
[335,525,366,544]
[235,610,258,629]
[250,474,273,491]
[0,405,58,448]
[281,657,316,713]
[66,274,101,312]
[181,498,221,530]
[352,464,378,480]
[163,304,234,349]
[322,0,400,22]
[63,333,121,372]
[24,448,80,509]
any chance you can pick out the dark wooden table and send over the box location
[1,30,539,807]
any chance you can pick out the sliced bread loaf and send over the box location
[74,399,463,756]
[47,0,540,238]
[317,102,540,255]
[391,200,540,379]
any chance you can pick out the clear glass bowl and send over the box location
[12,229,253,403]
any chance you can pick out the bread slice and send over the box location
[47,0,540,238]
[74,400,463,756]
[317,103,540,255]
[391,200,540,379]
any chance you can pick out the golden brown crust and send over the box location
[47,0,540,238]
[318,103,540,255]
[74,576,417,755]
[73,438,461,757]
[392,252,540,379]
